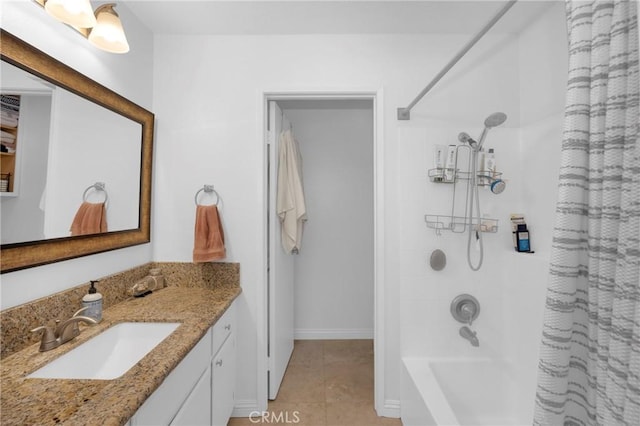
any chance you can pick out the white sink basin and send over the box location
[28,322,181,380]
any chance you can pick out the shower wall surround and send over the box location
[399,2,567,420]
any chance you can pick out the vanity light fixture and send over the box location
[44,0,97,28]
[34,1,130,54]
[87,4,129,53]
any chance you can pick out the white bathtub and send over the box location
[401,357,530,426]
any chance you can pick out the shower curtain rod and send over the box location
[397,0,518,120]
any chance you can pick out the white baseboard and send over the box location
[377,399,401,419]
[231,399,262,418]
[294,328,374,340]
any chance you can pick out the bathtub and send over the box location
[401,357,530,426]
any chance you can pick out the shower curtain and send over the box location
[534,1,639,425]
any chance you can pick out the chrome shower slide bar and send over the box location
[397,0,518,120]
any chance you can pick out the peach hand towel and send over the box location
[70,202,108,236]
[193,204,226,262]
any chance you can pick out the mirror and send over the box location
[0,30,154,273]
[1,61,142,243]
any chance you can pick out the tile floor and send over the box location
[228,340,402,426]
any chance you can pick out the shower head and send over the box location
[458,132,477,147]
[458,113,507,152]
[477,112,507,150]
[484,112,507,128]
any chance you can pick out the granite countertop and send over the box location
[0,284,241,426]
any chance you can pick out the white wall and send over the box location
[151,29,530,414]
[0,1,154,309]
[279,100,374,339]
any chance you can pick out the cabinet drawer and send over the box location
[212,303,235,356]
[131,328,212,426]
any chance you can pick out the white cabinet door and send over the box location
[171,365,212,426]
[131,329,212,426]
[212,333,235,426]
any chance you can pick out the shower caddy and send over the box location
[424,144,501,235]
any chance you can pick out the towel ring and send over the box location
[82,182,108,204]
[195,184,220,206]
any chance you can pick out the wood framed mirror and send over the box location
[0,30,154,273]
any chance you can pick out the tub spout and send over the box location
[459,326,479,347]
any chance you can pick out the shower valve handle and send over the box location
[460,303,475,326]
[451,294,480,327]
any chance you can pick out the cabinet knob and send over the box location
[216,359,223,367]
[225,324,231,331]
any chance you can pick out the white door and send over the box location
[267,100,295,400]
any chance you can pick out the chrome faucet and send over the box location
[459,326,480,347]
[31,307,97,352]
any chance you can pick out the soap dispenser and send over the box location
[82,280,103,323]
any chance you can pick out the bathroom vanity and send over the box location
[129,299,236,425]
[0,268,240,426]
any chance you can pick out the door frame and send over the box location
[257,88,387,415]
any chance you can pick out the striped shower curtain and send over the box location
[534,1,640,425]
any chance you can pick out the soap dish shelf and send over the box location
[425,215,499,236]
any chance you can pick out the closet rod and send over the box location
[397,0,518,120]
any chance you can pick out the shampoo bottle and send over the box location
[434,145,446,169]
[433,145,447,182]
[516,224,531,253]
[82,280,103,322]
[478,148,486,185]
[433,145,446,182]
[485,148,496,178]
[444,145,457,182]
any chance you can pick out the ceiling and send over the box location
[124,0,558,36]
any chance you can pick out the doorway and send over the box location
[260,91,385,414]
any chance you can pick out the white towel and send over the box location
[0,110,18,128]
[1,130,15,141]
[276,129,307,254]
